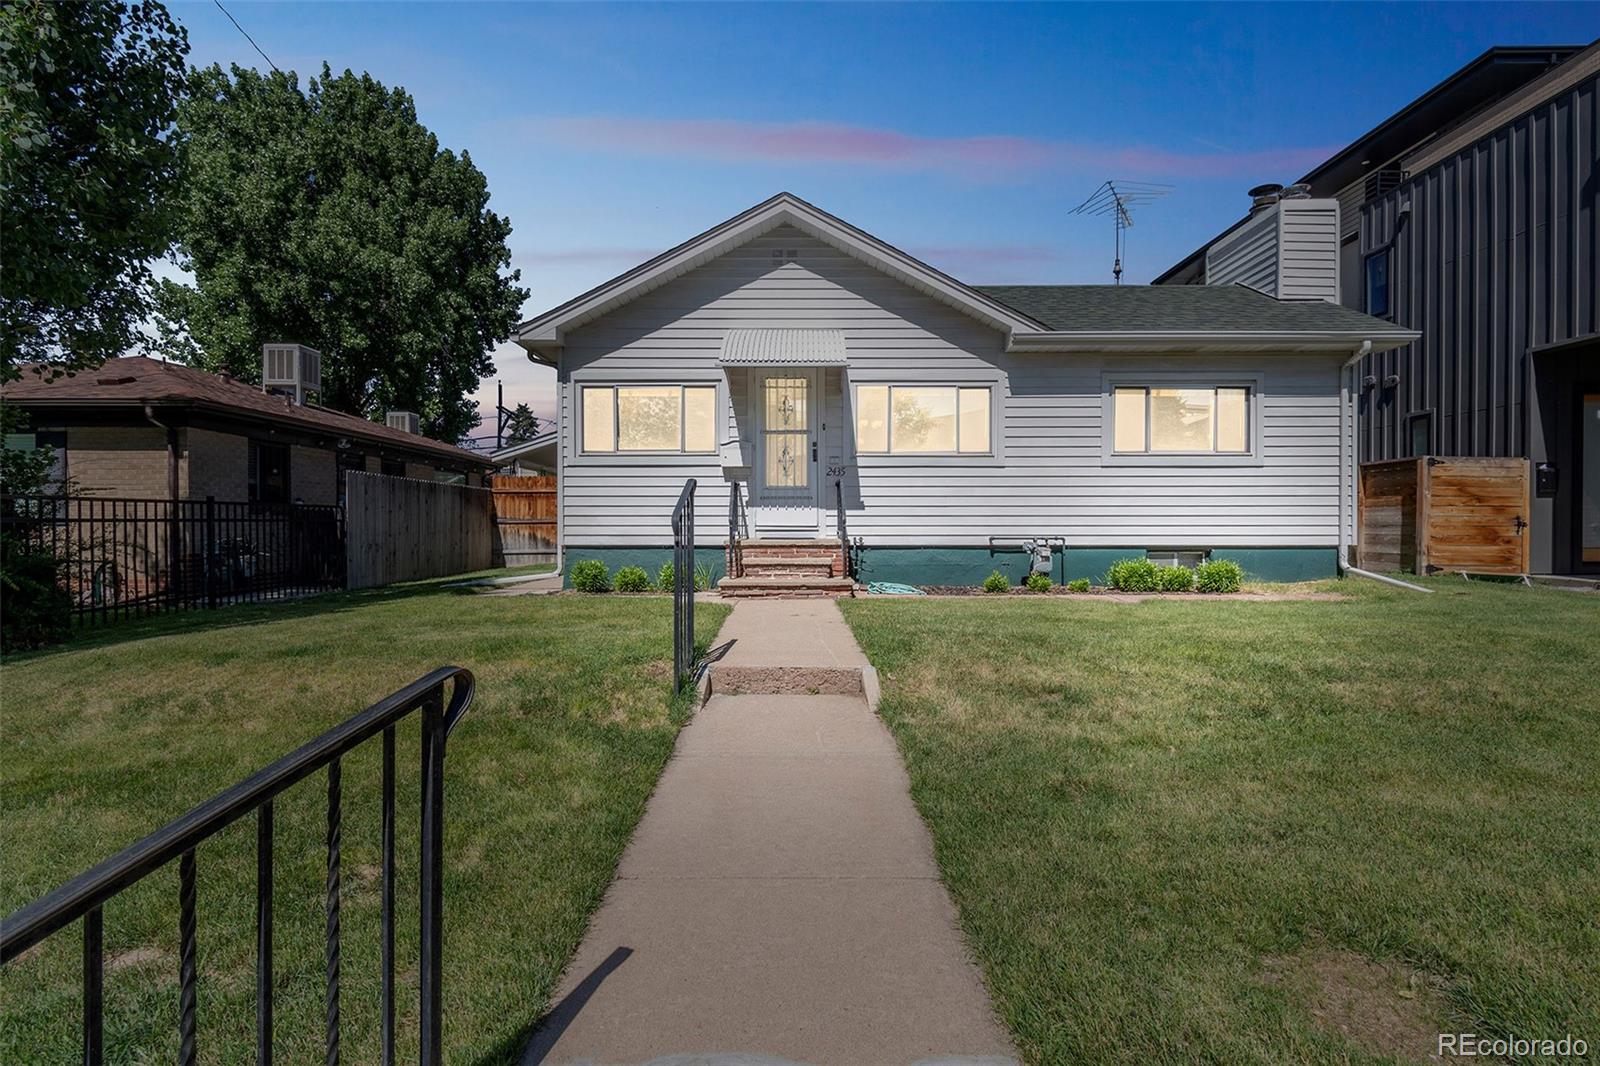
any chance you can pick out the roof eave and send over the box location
[1008,330,1419,354]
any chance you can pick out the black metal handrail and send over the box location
[835,479,853,581]
[0,666,475,1066]
[671,479,696,689]
[726,480,745,579]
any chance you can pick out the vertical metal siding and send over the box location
[1358,72,1597,462]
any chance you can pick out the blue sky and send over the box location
[169,1,1598,429]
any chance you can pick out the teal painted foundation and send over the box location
[855,546,1339,587]
[563,545,1338,588]
[562,547,726,588]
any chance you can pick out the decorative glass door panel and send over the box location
[754,372,819,533]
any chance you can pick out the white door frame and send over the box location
[751,368,822,536]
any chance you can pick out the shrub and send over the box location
[570,559,610,593]
[614,565,651,593]
[1193,559,1244,594]
[656,561,675,590]
[1066,578,1091,593]
[982,570,1010,594]
[0,541,71,652]
[1158,565,1195,592]
[1105,558,1161,592]
[1024,572,1053,592]
[693,563,718,592]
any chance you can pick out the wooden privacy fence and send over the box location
[345,472,494,589]
[489,475,556,566]
[1358,457,1530,575]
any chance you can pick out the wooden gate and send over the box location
[1358,457,1529,575]
[489,475,556,566]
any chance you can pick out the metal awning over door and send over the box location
[718,329,847,367]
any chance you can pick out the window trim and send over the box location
[1101,372,1264,468]
[578,382,720,456]
[249,439,293,503]
[1405,408,1434,457]
[851,382,995,458]
[1364,247,1393,319]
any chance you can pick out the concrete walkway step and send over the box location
[717,576,855,599]
[709,662,865,696]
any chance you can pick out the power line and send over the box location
[212,0,281,74]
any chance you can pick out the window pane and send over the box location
[582,387,615,452]
[1150,388,1214,452]
[856,385,889,452]
[1217,387,1248,452]
[617,385,681,450]
[958,388,989,453]
[1113,388,1146,452]
[893,386,957,452]
[764,377,808,430]
[765,432,807,487]
[684,387,716,452]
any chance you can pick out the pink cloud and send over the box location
[533,116,1335,181]
[516,247,666,265]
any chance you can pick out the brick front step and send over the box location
[716,576,855,599]
[739,558,836,578]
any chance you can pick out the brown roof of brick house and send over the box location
[3,356,493,468]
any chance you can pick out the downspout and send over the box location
[144,404,184,606]
[142,404,180,504]
[1336,343,1432,593]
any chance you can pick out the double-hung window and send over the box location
[1365,248,1392,318]
[1112,385,1250,455]
[855,384,991,455]
[581,384,717,454]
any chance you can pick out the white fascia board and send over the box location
[514,193,1045,349]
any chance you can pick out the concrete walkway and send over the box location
[522,599,1017,1066]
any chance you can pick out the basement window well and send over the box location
[1146,550,1209,569]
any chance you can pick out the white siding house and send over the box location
[519,194,1416,587]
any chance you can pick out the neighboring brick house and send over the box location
[2,356,493,505]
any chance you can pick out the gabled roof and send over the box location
[2,356,493,468]
[518,193,1414,357]
[515,192,1049,357]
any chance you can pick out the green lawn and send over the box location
[841,580,1600,1066]
[2,580,727,1064]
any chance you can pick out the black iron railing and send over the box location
[671,479,697,689]
[0,493,345,624]
[726,480,746,579]
[0,667,475,1066]
[834,479,853,581]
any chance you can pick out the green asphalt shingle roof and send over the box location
[975,284,1408,335]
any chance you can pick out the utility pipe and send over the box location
[1343,566,1433,593]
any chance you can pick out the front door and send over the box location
[753,371,820,534]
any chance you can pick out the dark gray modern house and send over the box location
[1157,42,1598,575]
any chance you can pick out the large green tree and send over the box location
[0,0,188,382]
[157,64,527,441]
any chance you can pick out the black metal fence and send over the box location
[1,493,345,623]
[0,666,475,1066]
[671,478,696,689]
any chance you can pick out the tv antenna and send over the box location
[1070,180,1173,284]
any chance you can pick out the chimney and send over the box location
[261,343,321,405]
[386,411,421,435]
[1204,184,1342,303]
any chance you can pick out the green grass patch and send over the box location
[2,581,727,1063]
[841,579,1599,1065]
